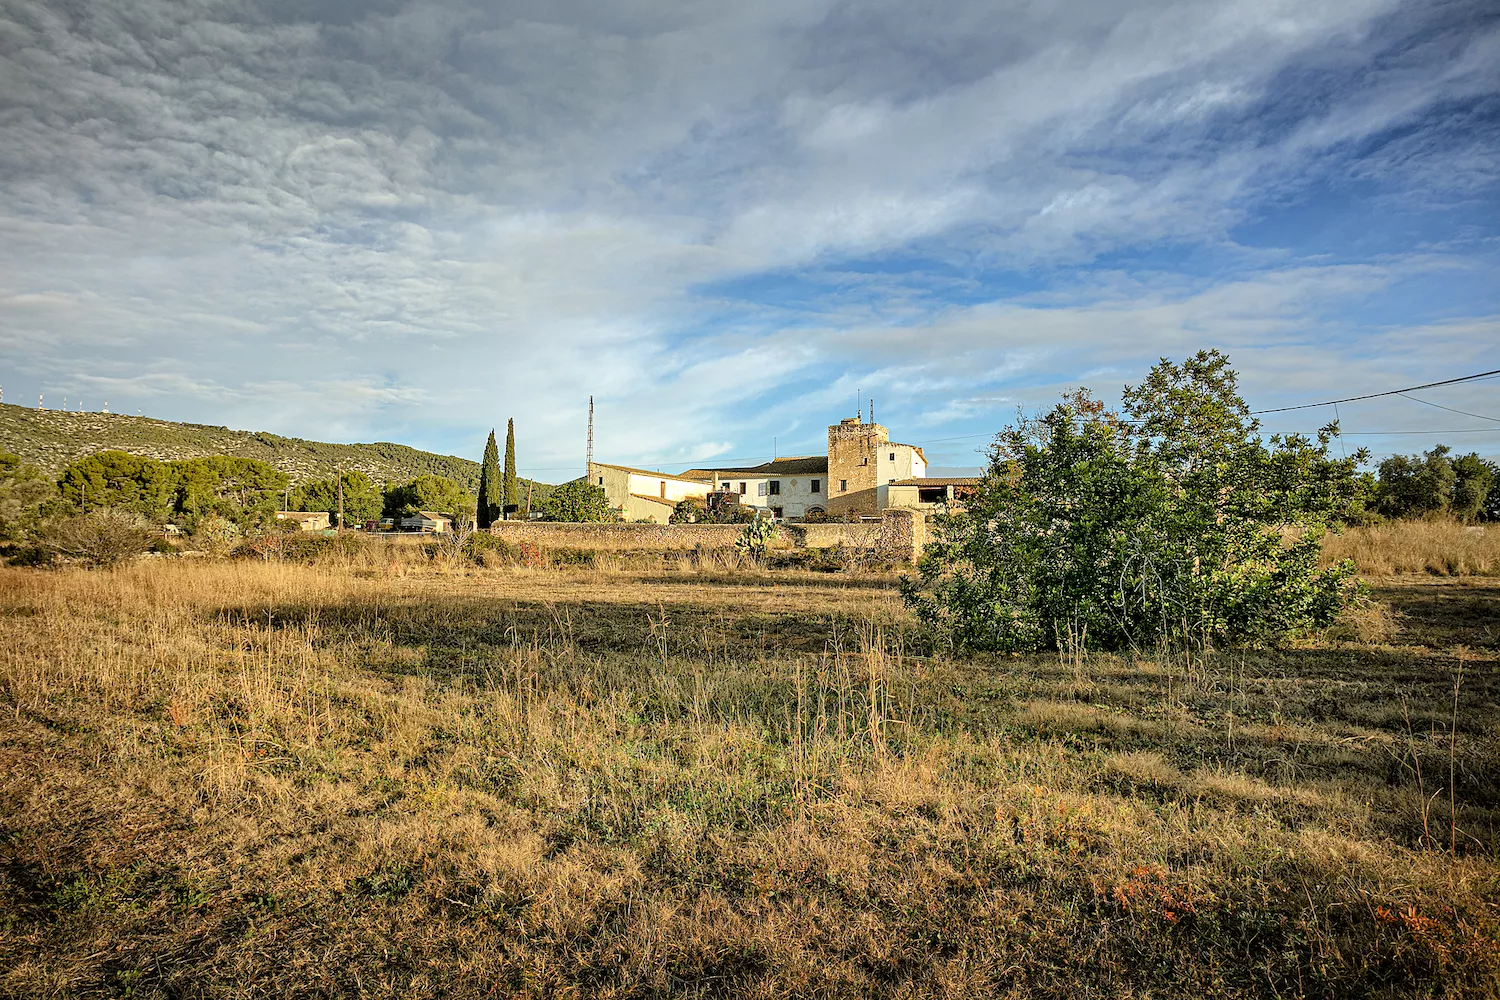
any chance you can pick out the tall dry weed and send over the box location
[1325,520,1498,576]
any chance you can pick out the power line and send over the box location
[1396,393,1500,423]
[1250,368,1500,414]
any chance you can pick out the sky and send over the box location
[1,0,1497,480]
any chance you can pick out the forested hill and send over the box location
[0,403,538,493]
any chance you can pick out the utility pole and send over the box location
[336,467,344,530]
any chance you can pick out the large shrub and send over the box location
[539,480,617,522]
[42,509,158,567]
[902,351,1369,653]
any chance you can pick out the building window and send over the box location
[757,482,768,497]
[889,452,895,461]
[598,476,604,485]
[811,479,821,493]
[771,506,783,519]
[738,482,746,494]
[839,479,847,492]
[659,481,666,498]
[769,480,780,495]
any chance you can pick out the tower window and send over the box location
[839,480,847,492]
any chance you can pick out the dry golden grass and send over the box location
[1326,520,1500,576]
[1,556,1497,998]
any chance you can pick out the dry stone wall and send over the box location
[489,512,926,561]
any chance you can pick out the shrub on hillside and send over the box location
[903,351,1369,653]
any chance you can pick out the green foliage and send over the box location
[539,479,617,522]
[903,351,1368,653]
[58,451,289,529]
[735,516,778,555]
[670,496,706,523]
[292,470,382,525]
[503,419,519,514]
[0,451,54,542]
[1376,445,1495,523]
[672,495,757,524]
[169,456,288,528]
[1451,452,1495,523]
[190,514,242,554]
[57,451,174,521]
[477,430,503,529]
[382,475,476,519]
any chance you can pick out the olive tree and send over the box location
[902,351,1368,653]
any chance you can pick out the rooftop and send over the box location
[589,461,712,483]
[680,455,829,478]
[891,477,982,487]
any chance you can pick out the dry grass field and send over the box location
[1,540,1497,998]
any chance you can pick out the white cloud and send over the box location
[0,0,1495,472]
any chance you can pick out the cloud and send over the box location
[0,0,1496,472]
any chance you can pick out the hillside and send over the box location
[0,403,551,497]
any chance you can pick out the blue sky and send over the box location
[1,0,1496,479]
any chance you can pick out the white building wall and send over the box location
[625,471,710,504]
[713,474,828,519]
[875,445,926,488]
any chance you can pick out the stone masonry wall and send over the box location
[489,513,925,561]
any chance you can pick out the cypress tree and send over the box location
[478,430,502,528]
[503,418,519,519]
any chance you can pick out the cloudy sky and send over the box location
[2,0,1497,478]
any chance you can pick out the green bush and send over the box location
[540,480,617,522]
[902,351,1368,653]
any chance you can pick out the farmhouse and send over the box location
[590,415,950,523]
[275,510,331,531]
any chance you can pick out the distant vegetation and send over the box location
[0,402,552,499]
[1374,444,1497,523]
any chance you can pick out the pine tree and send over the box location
[477,430,502,528]
[503,418,519,519]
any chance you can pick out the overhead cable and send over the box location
[1250,368,1500,414]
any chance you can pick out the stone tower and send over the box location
[826,416,888,515]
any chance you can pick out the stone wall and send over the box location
[488,521,741,549]
[489,511,926,561]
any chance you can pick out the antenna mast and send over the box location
[586,396,594,473]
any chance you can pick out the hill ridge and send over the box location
[0,403,548,495]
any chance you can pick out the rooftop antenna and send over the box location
[586,395,594,474]
[856,389,862,423]
[870,397,874,425]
